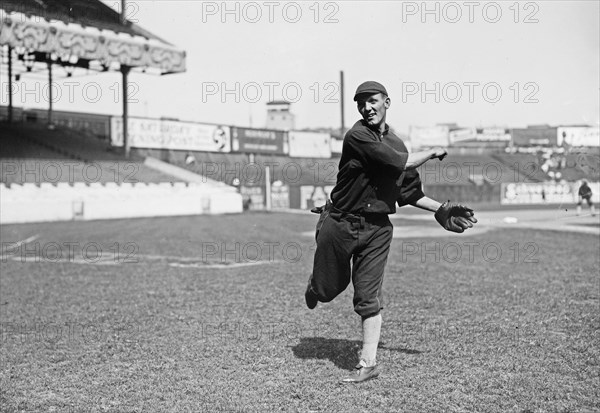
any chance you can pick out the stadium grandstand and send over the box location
[2,104,599,219]
[1,122,176,186]
[0,0,242,223]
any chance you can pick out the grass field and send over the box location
[1,211,599,413]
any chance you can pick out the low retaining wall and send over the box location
[501,182,599,205]
[0,182,242,224]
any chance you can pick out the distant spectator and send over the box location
[242,195,252,211]
[577,181,595,216]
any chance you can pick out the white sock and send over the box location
[360,313,382,367]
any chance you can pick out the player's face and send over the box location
[356,93,390,128]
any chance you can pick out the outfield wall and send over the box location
[501,182,600,205]
[0,182,242,224]
[240,183,502,210]
[238,182,600,210]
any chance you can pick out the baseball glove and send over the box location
[434,200,477,233]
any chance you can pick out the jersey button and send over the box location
[367,204,371,207]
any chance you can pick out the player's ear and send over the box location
[384,95,391,109]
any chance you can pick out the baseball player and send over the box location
[577,180,595,216]
[305,81,477,383]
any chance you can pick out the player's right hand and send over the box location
[431,147,448,161]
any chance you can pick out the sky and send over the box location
[1,1,599,134]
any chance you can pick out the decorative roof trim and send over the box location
[0,10,186,74]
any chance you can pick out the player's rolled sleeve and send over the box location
[397,169,425,207]
[346,130,408,175]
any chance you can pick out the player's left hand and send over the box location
[434,200,478,233]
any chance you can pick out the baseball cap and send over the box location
[353,81,388,101]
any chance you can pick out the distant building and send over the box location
[266,101,295,130]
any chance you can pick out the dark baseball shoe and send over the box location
[341,363,381,383]
[304,283,318,309]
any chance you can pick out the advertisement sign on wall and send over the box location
[511,127,558,146]
[409,125,449,148]
[330,138,343,154]
[231,127,287,155]
[111,117,231,152]
[271,183,290,209]
[501,182,600,205]
[299,185,335,210]
[557,127,600,147]
[449,128,477,144]
[240,186,264,210]
[288,131,331,158]
[476,128,511,142]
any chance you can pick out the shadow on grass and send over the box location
[291,337,422,370]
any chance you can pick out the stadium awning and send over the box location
[0,3,186,74]
[1,0,187,157]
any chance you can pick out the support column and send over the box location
[8,46,13,123]
[121,65,131,158]
[265,166,271,211]
[47,59,53,128]
[340,70,345,137]
[121,0,127,24]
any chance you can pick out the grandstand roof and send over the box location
[1,0,159,39]
[0,0,186,74]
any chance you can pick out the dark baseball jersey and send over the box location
[579,184,592,199]
[310,119,425,317]
[330,120,424,215]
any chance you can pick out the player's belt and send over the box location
[329,210,364,229]
[312,201,386,229]
[330,206,382,229]
[341,214,365,229]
